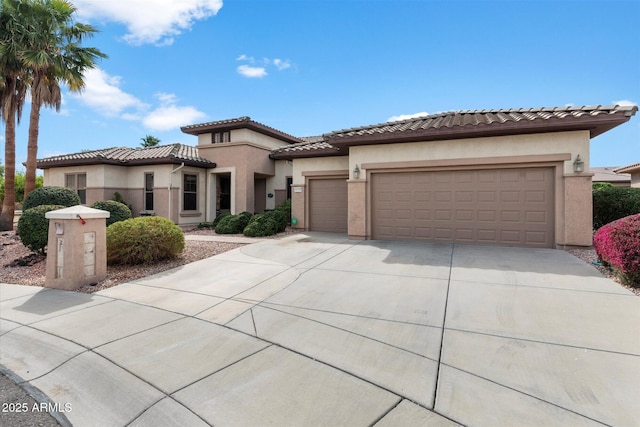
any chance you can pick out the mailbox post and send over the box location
[44,206,110,290]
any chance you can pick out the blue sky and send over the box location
[4,0,640,169]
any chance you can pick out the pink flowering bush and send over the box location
[593,213,640,287]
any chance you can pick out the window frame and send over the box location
[65,172,87,204]
[182,172,198,212]
[144,172,154,211]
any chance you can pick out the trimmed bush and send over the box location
[592,186,640,229]
[106,216,184,265]
[274,198,291,224]
[212,212,230,227]
[91,200,132,227]
[243,214,279,237]
[592,182,614,192]
[264,209,287,232]
[22,186,80,211]
[17,205,65,253]
[215,213,252,234]
[593,213,640,287]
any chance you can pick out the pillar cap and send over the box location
[45,205,110,219]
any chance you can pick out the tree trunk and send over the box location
[0,112,17,231]
[24,97,41,199]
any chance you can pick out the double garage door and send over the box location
[372,168,555,247]
[308,168,554,248]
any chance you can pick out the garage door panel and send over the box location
[372,168,554,247]
[309,179,348,233]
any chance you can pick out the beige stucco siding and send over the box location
[292,157,349,184]
[349,131,590,176]
[266,160,292,209]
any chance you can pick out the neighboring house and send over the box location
[37,117,300,226]
[39,104,637,247]
[590,166,631,187]
[37,144,216,225]
[614,162,640,188]
[271,104,637,248]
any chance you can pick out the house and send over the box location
[271,104,637,248]
[615,162,640,187]
[591,166,631,187]
[38,104,637,247]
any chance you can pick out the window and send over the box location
[211,131,230,144]
[286,177,293,200]
[144,173,154,211]
[183,174,198,211]
[65,173,86,204]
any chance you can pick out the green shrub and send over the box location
[112,192,133,211]
[22,186,80,211]
[197,221,214,229]
[274,198,292,224]
[215,213,252,234]
[243,214,279,237]
[90,200,132,227]
[592,182,614,192]
[106,216,184,265]
[593,187,640,229]
[239,211,253,220]
[17,205,65,253]
[264,209,287,232]
[212,212,230,227]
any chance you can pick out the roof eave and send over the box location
[37,157,216,169]
[182,120,303,144]
[327,114,634,148]
[270,147,346,160]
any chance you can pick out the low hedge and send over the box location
[593,186,640,229]
[593,213,640,287]
[215,212,252,234]
[106,216,184,265]
[17,204,65,253]
[22,186,80,210]
[90,200,132,226]
[243,214,279,237]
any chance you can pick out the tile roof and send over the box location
[271,104,637,159]
[329,105,637,139]
[591,167,631,183]
[37,144,216,169]
[615,161,640,173]
[181,116,303,144]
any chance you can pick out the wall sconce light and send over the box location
[573,155,584,173]
[353,164,360,179]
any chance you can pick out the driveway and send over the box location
[1,232,638,426]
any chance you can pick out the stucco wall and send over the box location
[196,128,296,150]
[265,160,292,209]
[350,131,590,176]
[631,172,640,188]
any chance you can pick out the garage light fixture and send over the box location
[573,155,584,173]
[353,164,360,179]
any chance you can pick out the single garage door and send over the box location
[309,178,348,233]
[372,168,554,247]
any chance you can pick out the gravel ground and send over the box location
[0,230,244,294]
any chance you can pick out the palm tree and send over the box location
[140,135,161,147]
[0,1,28,230]
[16,0,106,199]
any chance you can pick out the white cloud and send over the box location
[387,112,430,122]
[273,58,291,70]
[237,65,267,78]
[236,54,292,77]
[74,0,223,46]
[236,54,254,63]
[71,68,148,117]
[613,99,637,106]
[142,93,206,131]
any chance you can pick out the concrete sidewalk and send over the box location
[1,232,639,426]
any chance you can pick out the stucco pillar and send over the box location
[563,174,593,246]
[291,184,306,229]
[45,206,109,290]
[348,179,367,240]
